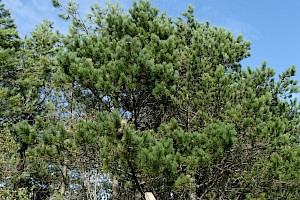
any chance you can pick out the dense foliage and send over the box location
[1,0,299,199]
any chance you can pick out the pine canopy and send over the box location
[0,0,299,199]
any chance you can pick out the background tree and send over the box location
[0,0,25,197]
[0,2,60,197]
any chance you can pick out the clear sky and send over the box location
[3,0,300,80]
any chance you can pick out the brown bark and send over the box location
[94,170,98,200]
[135,191,142,200]
[60,163,67,200]
[86,168,91,200]
[189,176,197,200]
[112,178,119,200]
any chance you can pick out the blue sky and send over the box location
[3,0,300,80]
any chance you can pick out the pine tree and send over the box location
[0,0,24,197]
[0,1,60,196]
[1,0,299,199]
[51,0,300,199]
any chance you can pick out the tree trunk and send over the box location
[94,170,98,200]
[189,192,197,200]
[60,163,67,199]
[112,178,119,200]
[135,191,142,200]
[14,142,28,191]
[189,176,196,200]
[86,168,91,200]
